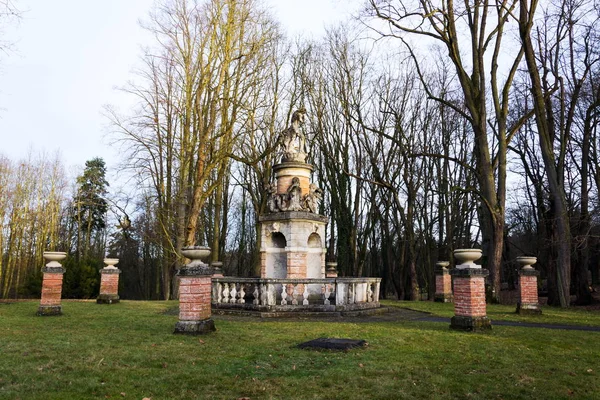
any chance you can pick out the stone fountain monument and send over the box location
[211,109,381,315]
[258,108,328,282]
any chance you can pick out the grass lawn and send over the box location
[0,300,599,399]
[385,300,600,327]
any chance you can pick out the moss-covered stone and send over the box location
[450,315,492,332]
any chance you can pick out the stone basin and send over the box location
[43,251,67,267]
[453,249,482,268]
[516,256,537,269]
[181,246,211,263]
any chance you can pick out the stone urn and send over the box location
[435,261,450,270]
[453,249,482,268]
[516,256,537,270]
[43,251,67,267]
[180,246,211,271]
[103,258,119,269]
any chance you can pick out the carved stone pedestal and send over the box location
[174,247,215,335]
[516,257,541,315]
[450,261,491,331]
[38,252,67,316]
[434,261,453,303]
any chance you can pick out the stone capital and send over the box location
[518,269,540,277]
[177,265,212,276]
[41,266,65,274]
[450,268,489,278]
[100,268,121,275]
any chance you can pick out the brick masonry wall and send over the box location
[435,273,452,295]
[519,275,538,304]
[100,273,119,296]
[40,273,64,306]
[179,276,212,321]
[453,276,487,317]
[287,252,307,278]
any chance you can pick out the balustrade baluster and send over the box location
[291,284,299,305]
[303,284,309,305]
[238,284,246,304]
[230,284,237,304]
[253,284,260,305]
[324,283,331,306]
[222,283,229,303]
[281,284,287,305]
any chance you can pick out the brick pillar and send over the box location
[450,268,491,331]
[38,252,67,316]
[174,246,215,335]
[434,261,453,303]
[97,258,121,304]
[516,256,541,314]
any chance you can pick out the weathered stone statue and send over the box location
[303,183,323,214]
[265,182,278,213]
[287,177,303,211]
[279,108,307,163]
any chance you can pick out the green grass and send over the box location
[0,300,599,399]
[385,300,600,327]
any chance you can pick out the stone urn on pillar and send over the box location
[97,258,121,304]
[38,251,67,316]
[174,246,216,335]
[434,261,453,303]
[450,249,491,331]
[516,256,541,315]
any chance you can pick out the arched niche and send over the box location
[306,232,323,279]
[266,232,287,279]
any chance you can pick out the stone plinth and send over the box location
[211,261,224,278]
[38,251,67,316]
[450,268,491,331]
[38,267,65,316]
[174,247,215,335]
[97,268,121,304]
[258,212,328,280]
[517,269,541,314]
[434,262,453,303]
[326,262,338,278]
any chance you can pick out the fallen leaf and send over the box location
[162,363,168,369]
[359,363,364,368]
[198,339,205,344]
[120,393,126,397]
[292,365,296,370]
[587,369,593,373]
[142,398,151,400]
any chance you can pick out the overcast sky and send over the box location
[0,0,358,177]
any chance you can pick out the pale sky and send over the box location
[0,0,358,178]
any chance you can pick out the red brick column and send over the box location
[517,269,541,314]
[38,251,67,316]
[434,262,453,303]
[38,270,64,315]
[450,268,491,331]
[97,268,121,304]
[174,247,215,335]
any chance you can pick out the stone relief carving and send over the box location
[278,108,307,163]
[265,176,323,214]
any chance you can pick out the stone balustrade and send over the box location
[212,277,381,312]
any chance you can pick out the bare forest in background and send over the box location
[1,0,600,306]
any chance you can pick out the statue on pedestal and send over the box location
[279,108,307,163]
